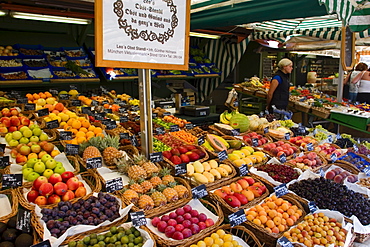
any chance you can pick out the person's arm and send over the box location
[266,79,279,109]
[351,71,366,83]
[343,72,351,85]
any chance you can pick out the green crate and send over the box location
[330,112,370,130]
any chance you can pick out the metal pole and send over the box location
[138,69,153,158]
[337,53,344,102]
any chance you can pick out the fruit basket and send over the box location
[185,158,237,191]
[244,193,306,247]
[184,224,264,247]
[311,106,331,119]
[16,170,101,211]
[251,162,302,186]
[239,131,273,147]
[186,126,208,138]
[208,125,228,136]
[0,188,19,222]
[288,135,319,151]
[314,142,345,161]
[202,134,242,159]
[120,177,191,218]
[294,101,311,113]
[143,199,223,247]
[260,140,300,160]
[31,192,132,246]
[285,151,328,172]
[209,174,272,214]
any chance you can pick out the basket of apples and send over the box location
[144,199,223,247]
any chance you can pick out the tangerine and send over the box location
[79,127,88,133]
[93,127,103,134]
[77,136,86,144]
[72,121,82,129]
[76,131,86,138]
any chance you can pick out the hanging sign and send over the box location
[341,26,355,70]
[95,0,190,70]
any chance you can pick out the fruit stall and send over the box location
[0,88,369,247]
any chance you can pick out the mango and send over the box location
[187,163,195,176]
[193,173,209,184]
[202,162,211,172]
[193,161,204,173]
[209,160,218,169]
[203,172,215,183]
[210,168,221,179]
[219,164,232,174]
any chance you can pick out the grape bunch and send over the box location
[335,138,354,148]
[347,144,370,155]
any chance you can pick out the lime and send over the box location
[128,243,134,247]
[98,241,105,246]
[110,236,117,244]
[110,226,117,234]
[83,236,90,244]
[104,237,111,244]
[134,237,143,245]
[68,241,77,247]
[121,236,129,244]
[133,230,140,237]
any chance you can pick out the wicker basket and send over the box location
[143,199,224,247]
[208,125,229,136]
[260,140,300,160]
[120,177,192,218]
[161,145,209,171]
[184,224,264,247]
[60,121,106,147]
[285,151,329,173]
[17,170,101,211]
[332,162,360,175]
[311,106,331,119]
[209,174,273,215]
[186,126,209,138]
[239,131,273,147]
[294,102,311,113]
[0,188,19,222]
[243,193,307,247]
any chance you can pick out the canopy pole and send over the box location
[337,54,344,102]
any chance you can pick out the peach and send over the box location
[34,196,47,206]
[74,186,87,197]
[62,190,75,201]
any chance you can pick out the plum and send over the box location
[182,228,192,238]
[164,226,175,238]
[325,171,336,180]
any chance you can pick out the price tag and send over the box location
[94,113,105,121]
[0,144,6,153]
[65,144,79,155]
[152,113,158,118]
[185,123,194,130]
[71,100,81,106]
[24,103,35,111]
[336,134,341,140]
[274,183,289,197]
[131,211,147,227]
[2,174,22,188]
[298,126,306,135]
[319,168,325,177]
[192,184,208,199]
[120,116,129,123]
[353,145,359,152]
[31,240,51,247]
[37,108,49,117]
[231,129,240,136]
[82,107,91,114]
[59,131,72,140]
[308,201,318,213]
[86,157,103,169]
[175,163,187,176]
[129,135,139,146]
[120,132,130,140]
[113,98,121,103]
[149,152,164,163]
[105,177,123,193]
[102,100,109,105]
[119,108,127,114]
[132,105,139,111]
[277,237,294,247]
[155,127,165,135]
[46,120,59,129]
[284,133,290,140]
[0,156,10,168]
[170,125,180,132]
[264,127,269,134]
[49,89,58,95]
[363,166,370,176]
[218,150,228,162]
[239,164,249,176]
[163,112,171,116]
[17,97,28,104]
[59,94,70,100]
[331,153,337,162]
[119,102,127,107]
[279,153,286,163]
[252,138,259,147]
[104,108,113,114]
[307,143,313,151]
[16,208,31,233]
[198,136,205,146]
[70,85,77,90]
[228,209,247,227]
[91,100,98,106]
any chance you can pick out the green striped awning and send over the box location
[350,7,370,31]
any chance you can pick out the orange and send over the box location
[33,93,40,100]
[76,131,86,138]
[79,127,88,133]
[86,131,95,139]
[93,127,103,134]
[77,136,86,144]
[67,119,74,126]
[44,92,52,98]
[88,125,96,131]
[64,125,72,131]
[72,121,82,129]
[71,139,78,145]
[96,133,104,138]
[71,129,78,135]
[81,120,90,128]
[39,93,46,99]
[77,117,86,122]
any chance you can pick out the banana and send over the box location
[219,111,230,124]
[211,134,230,149]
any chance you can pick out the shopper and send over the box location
[266,58,293,112]
[343,62,368,102]
[356,66,370,103]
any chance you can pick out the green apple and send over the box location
[43,169,54,179]
[26,172,40,182]
[22,129,33,138]
[29,124,37,130]
[41,154,52,163]
[53,165,65,174]
[5,133,13,143]
[55,161,63,167]
[33,161,46,174]
[8,139,19,147]
[26,158,39,168]
[29,136,39,142]
[19,137,29,144]
[19,126,29,133]
[22,167,34,178]
[45,159,57,170]
[39,133,49,141]
[12,131,22,140]
[32,128,42,137]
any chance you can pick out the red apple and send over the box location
[27,190,39,203]
[15,154,27,164]
[33,176,49,190]
[60,171,75,183]
[54,182,68,196]
[10,108,18,116]
[47,194,61,204]
[66,177,79,190]
[8,126,17,132]
[34,196,47,206]
[39,183,54,197]
[10,116,20,126]
[205,218,215,227]
[186,151,200,162]
[62,190,75,201]
[48,173,62,185]
[20,117,30,126]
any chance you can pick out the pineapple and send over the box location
[173,185,189,199]
[149,189,167,207]
[122,189,139,204]
[129,179,144,193]
[158,183,178,203]
[149,174,162,188]
[133,154,147,165]
[138,195,154,210]
[140,180,153,193]
[142,161,160,177]
[103,147,122,166]
[128,165,147,181]
[82,146,102,162]
[160,168,175,185]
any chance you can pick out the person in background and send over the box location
[266,58,293,112]
[356,66,370,103]
[343,62,368,102]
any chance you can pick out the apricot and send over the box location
[271,227,279,233]
[273,216,281,226]
[259,215,267,224]
[266,201,276,209]
[286,218,294,226]
[266,220,275,229]
[253,219,261,226]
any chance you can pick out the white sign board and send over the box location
[95,0,190,70]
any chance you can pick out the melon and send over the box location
[229,113,250,132]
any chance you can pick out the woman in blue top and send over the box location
[267,58,293,111]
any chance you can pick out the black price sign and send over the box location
[277,237,294,247]
[119,108,127,114]
[175,163,187,176]
[185,123,194,130]
[239,164,249,176]
[328,135,333,143]
[308,201,318,213]
[24,103,35,111]
[86,157,103,169]
[163,112,171,116]
[105,177,123,193]
[228,209,247,227]
[16,208,31,233]
[91,100,98,106]
[37,108,49,117]
[66,144,79,155]
[264,127,269,134]
[319,168,325,177]
[192,184,208,199]
[17,98,28,104]
[104,108,113,114]
[113,98,121,103]
[331,153,337,162]
[284,133,290,140]
[59,94,70,100]
[170,125,179,132]
[0,144,6,153]
[31,240,51,247]
[59,131,72,140]
[46,120,59,129]
[279,153,286,163]
[82,107,91,114]
[120,116,128,123]
[155,127,165,135]
[152,113,158,118]
[2,174,22,188]
[94,113,105,121]
[274,183,289,197]
[102,119,111,126]
[71,100,81,106]
[198,136,205,146]
[252,138,259,147]
[307,143,313,151]
[129,135,139,146]
[0,156,10,168]
[105,120,117,130]
[149,152,163,163]
[102,100,109,105]
[120,132,130,140]
[131,211,147,227]
[231,129,240,136]
[132,105,139,111]
[218,150,228,162]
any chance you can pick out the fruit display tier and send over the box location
[260,140,300,159]
[285,151,328,172]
